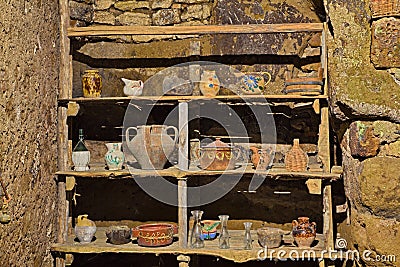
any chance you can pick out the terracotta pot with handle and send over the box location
[132,223,178,247]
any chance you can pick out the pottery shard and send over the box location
[349,122,380,158]
[371,18,400,68]
[94,0,114,10]
[94,11,116,25]
[116,12,152,26]
[69,1,94,23]
[151,0,173,9]
[114,1,150,11]
[153,9,180,25]
[359,156,400,217]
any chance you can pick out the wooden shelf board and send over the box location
[55,165,341,180]
[51,228,343,262]
[67,23,324,37]
[58,94,328,105]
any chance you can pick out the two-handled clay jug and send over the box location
[125,125,178,170]
[292,217,316,248]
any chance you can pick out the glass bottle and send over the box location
[218,215,230,249]
[73,129,89,152]
[190,210,204,248]
[243,222,253,250]
[72,129,90,171]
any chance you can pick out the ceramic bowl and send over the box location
[75,225,96,244]
[132,223,178,247]
[106,225,132,245]
[201,220,220,240]
[257,227,284,248]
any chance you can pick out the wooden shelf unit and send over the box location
[52,227,346,263]
[55,1,338,265]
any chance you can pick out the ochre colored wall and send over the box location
[0,1,60,266]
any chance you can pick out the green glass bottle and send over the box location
[73,129,89,152]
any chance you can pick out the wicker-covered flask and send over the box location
[285,139,308,172]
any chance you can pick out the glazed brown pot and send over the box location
[199,138,239,171]
[132,223,178,247]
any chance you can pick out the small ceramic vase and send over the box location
[105,142,124,170]
[200,70,220,97]
[75,215,96,244]
[292,217,316,248]
[250,147,272,170]
[240,72,271,95]
[82,70,102,98]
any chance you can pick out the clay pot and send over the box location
[125,125,178,170]
[75,216,97,244]
[106,225,132,245]
[285,139,308,172]
[250,147,273,170]
[240,72,271,95]
[82,70,102,98]
[292,217,316,248]
[199,138,240,171]
[132,223,178,247]
[199,70,220,97]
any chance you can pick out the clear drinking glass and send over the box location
[218,215,230,249]
[243,222,253,250]
[190,210,204,248]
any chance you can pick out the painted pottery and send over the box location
[122,78,143,96]
[75,215,96,244]
[199,138,239,171]
[125,125,178,170]
[240,72,271,95]
[106,225,132,245]
[201,220,220,240]
[250,146,273,170]
[82,70,102,98]
[105,142,124,170]
[285,139,308,172]
[257,227,285,248]
[132,223,178,247]
[292,217,316,248]
[199,70,220,97]
[163,76,193,95]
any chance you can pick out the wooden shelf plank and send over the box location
[67,23,324,37]
[55,165,341,180]
[51,228,346,262]
[58,94,329,105]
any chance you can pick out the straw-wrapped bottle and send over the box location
[285,139,308,172]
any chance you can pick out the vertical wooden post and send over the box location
[318,106,330,172]
[178,101,189,171]
[57,0,71,266]
[178,178,188,248]
[322,22,328,97]
[323,184,334,250]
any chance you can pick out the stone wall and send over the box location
[327,0,400,265]
[0,1,59,266]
